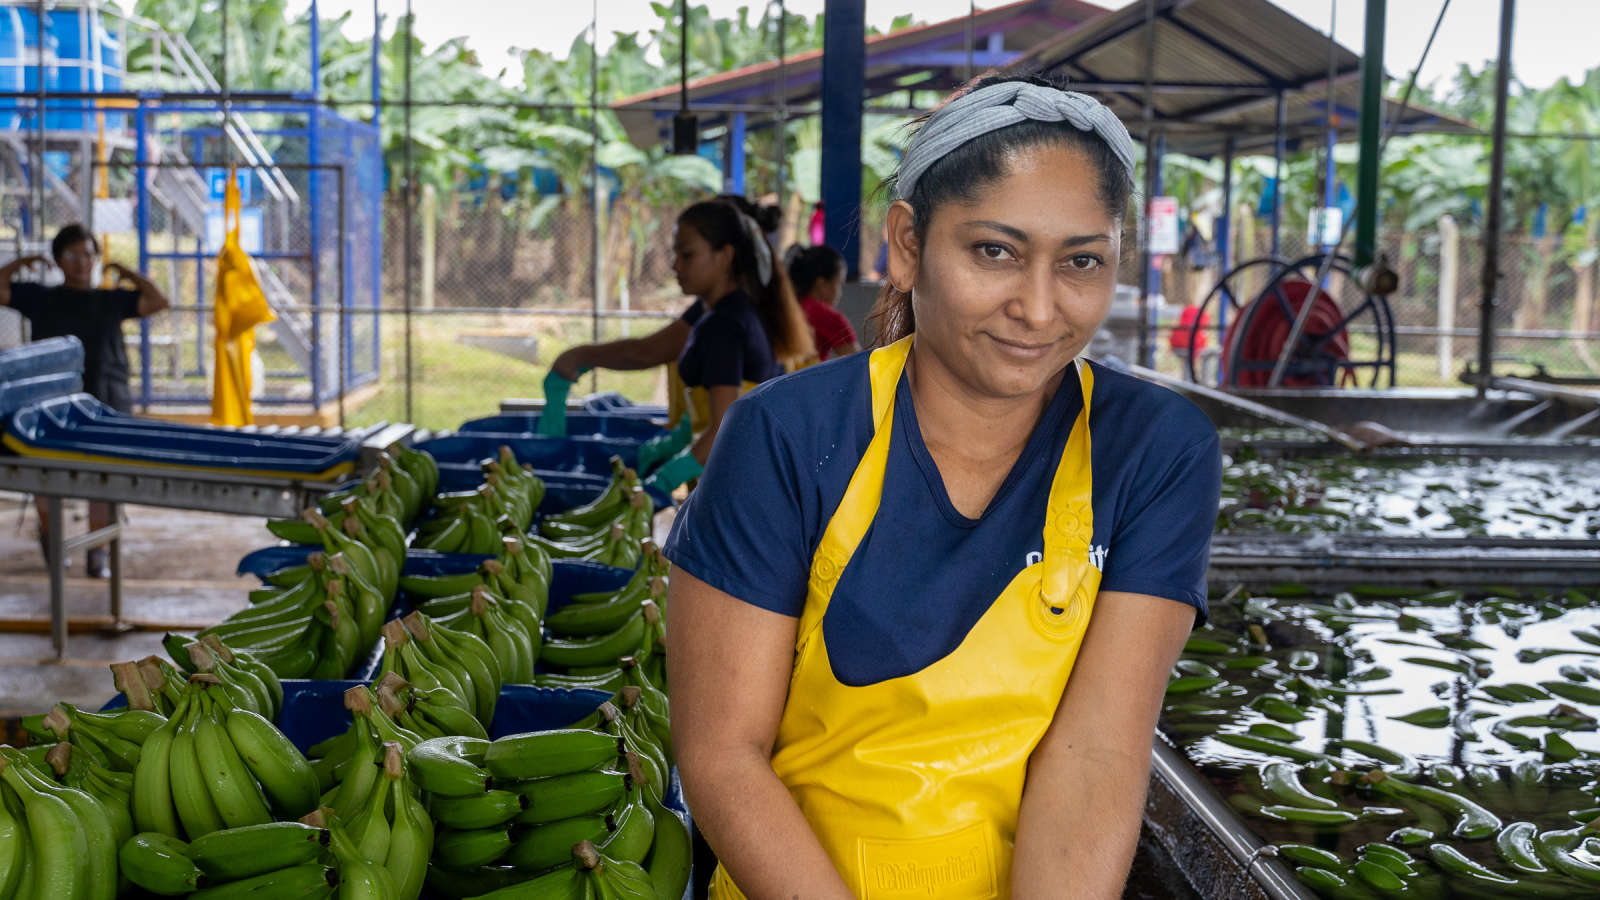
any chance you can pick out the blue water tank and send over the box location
[0,3,126,132]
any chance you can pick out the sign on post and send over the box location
[1147,196,1180,255]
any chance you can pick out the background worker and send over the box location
[666,75,1221,898]
[0,224,171,576]
[546,196,812,481]
[785,244,860,361]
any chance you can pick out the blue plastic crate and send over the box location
[458,413,667,442]
[414,433,637,477]
[0,335,82,382]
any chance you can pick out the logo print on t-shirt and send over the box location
[1088,544,1108,572]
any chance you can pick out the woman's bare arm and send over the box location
[669,570,855,899]
[1010,591,1194,899]
[550,319,690,380]
[688,384,740,465]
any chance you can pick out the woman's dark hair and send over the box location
[51,223,98,263]
[867,72,1136,346]
[678,197,816,367]
[784,244,845,299]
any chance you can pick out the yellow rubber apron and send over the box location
[710,336,1102,899]
[667,362,762,434]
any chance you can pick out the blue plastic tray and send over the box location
[581,392,668,417]
[0,371,82,418]
[458,413,667,442]
[413,434,637,477]
[431,466,670,513]
[0,335,82,382]
[4,394,360,478]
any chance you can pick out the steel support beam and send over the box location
[821,0,866,279]
[1479,0,1515,397]
[1354,0,1385,267]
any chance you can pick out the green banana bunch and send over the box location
[308,686,424,795]
[266,446,435,545]
[185,641,278,719]
[48,742,135,852]
[421,593,533,690]
[539,457,636,533]
[375,672,490,742]
[131,675,319,841]
[375,620,481,724]
[574,839,660,900]
[547,575,667,639]
[566,541,670,607]
[0,747,112,899]
[403,611,508,718]
[416,447,545,553]
[540,603,653,672]
[38,701,162,773]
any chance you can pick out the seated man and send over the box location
[0,224,170,576]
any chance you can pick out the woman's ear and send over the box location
[884,200,919,294]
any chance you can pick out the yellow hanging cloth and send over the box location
[210,170,275,426]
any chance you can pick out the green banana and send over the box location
[188,821,330,882]
[642,790,691,900]
[171,698,229,840]
[541,611,648,670]
[186,862,339,899]
[599,789,654,864]
[401,570,487,598]
[193,693,274,829]
[408,736,492,797]
[1260,762,1338,810]
[577,841,656,900]
[503,815,611,872]
[384,768,432,899]
[429,789,528,830]
[485,729,624,781]
[119,831,210,895]
[1427,842,1518,886]
[509,769,630,825]
[434,826,515,870]
[133,696,185,837]
[223,706,321,818]
[0,780,25,899]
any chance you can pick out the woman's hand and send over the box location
[550,347,589,381]
[1011,591,1194,899]
[670,570,856,899]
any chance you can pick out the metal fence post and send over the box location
[1437,215,1458,381]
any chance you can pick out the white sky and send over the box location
[290,0,1597,92]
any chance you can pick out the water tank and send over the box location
[0,2,126,133]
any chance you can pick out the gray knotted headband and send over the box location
[735,211,774,286]
[895,82,1137,200]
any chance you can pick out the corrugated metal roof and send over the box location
[611,0,1109,147]
[1019,0,1475,157]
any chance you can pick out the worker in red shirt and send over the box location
[786,244,861,361]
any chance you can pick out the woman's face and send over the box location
[814,270,844,306]
[672,223,733,299]
[889,143,1121,402]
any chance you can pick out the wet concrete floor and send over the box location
[0,493,263,717]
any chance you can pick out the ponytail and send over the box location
[678,197,816,368]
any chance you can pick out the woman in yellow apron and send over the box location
[541,196,812,485]
[664,75,1222,899]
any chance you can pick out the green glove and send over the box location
[643,447,703,494]
[636,414,694,475]
[538,368,588,437]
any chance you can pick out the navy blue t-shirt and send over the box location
[663,351,1222,687]
[676,290,779,389]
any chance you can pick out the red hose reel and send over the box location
[1221,276,1352,388]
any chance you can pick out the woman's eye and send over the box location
[975,243,1013,260]
[1066,254,1103,271]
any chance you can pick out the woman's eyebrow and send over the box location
[961,219,1111,249]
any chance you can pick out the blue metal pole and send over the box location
[343,126,354,389]
[1323,125,1337,251]
[309,108,322,408]
[820,0,865,279]
[370,0,382,383]
[309,0,321,98]
[724,111,746,196]
[192,132,205,377]
[1146,132,1165,369]
[136,101,152,408]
